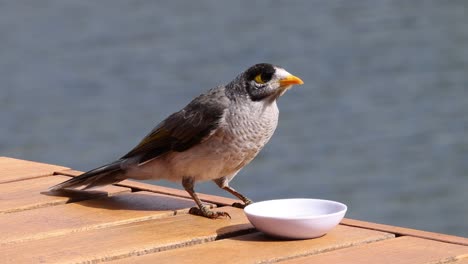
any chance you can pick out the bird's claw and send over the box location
[189,207,231,219]
[232,199,253,209]
[232,202,247,209]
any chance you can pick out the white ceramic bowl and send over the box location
[244,198,347,239]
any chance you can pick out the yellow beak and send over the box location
[279,74,304,87]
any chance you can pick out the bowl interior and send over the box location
[244,198,347,219]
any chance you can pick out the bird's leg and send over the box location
[182,176,230,219]
[214,177,253,209]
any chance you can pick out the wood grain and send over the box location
[453,257,468,264]
[109,225,394,264]
[0,175,130,214]
[282,236,468,264]
[1,207,253,263]
[0,157,69,183]
[0,191,207,245]
[342,218,468,246]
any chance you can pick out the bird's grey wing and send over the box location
[121,87,229,163]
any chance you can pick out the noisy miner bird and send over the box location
[50,63,303,218]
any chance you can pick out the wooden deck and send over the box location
[1,156,467,263]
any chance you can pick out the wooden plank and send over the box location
[0,175,130,214]
[110,225,395,264]
[342,218,468,246]
[0,157,69,183]
[58,169,239,206]
[0,191,208,245]
[1,207,253,263]
[282,236,468,264]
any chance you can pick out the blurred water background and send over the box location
[1,1,467,236]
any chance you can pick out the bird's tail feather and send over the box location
[49,160,126,191]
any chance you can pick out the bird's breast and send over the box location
[225,102,278,145]
[218,101,279,170]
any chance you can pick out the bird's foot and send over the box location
[232,199,253,209]
[189,206,231,219]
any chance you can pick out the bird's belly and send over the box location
[167,132,259,182]
[170,142,231,181]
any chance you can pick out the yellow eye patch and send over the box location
[254,74,265,84]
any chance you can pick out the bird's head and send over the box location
[233,63,304,101]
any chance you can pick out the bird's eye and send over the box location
[254,74,265,84]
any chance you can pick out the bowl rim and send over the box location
[244,198,347,220]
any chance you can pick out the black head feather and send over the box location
[244,63,276,83]
[243,63,280,101]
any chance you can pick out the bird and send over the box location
[50,63,304,218]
